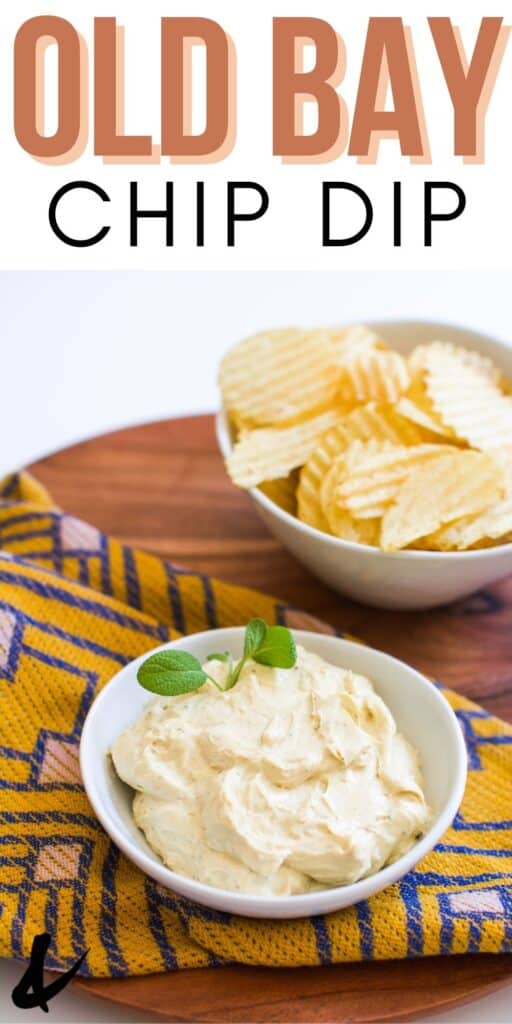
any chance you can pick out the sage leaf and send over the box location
[253,625,297,669]
[243,618,268,658]
[137,649,207,696]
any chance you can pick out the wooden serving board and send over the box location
[30,414,512,1023]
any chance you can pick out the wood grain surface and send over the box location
[29,414,512,1023]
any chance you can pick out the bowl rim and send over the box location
[216,317,512,561]
[80,627,468,916]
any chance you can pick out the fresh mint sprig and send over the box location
[136,618,297,698]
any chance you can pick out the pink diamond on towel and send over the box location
[35,842,81,882]
[449,890,503,915]
[0,609,17,669]
[38,738,81,785]
[60,515,102,553]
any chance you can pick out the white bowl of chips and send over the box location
[217,320,512,609]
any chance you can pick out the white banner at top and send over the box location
[0,0,510,270]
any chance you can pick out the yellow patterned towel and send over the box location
[0,471,511,977]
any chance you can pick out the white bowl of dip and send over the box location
[80,628,467,919]
[216,320,512,610]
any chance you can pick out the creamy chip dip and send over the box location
[111,645,430,895]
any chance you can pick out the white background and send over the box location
[3,269,512,474]
[0,269,511,1022]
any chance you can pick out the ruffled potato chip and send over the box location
[226,409,345,488]
[319,458,379,544]
[381,451,504,552]
[297,424,350,531]
[423,347,512,450]
[409,340,503,386]
[340,402,430,446]
[330,514,380,546]
[396,378,455,440]
[333,324,383,363]
[420,450,512,550]
[296,403,427,532]
[320,455,344,522]
[259,472,299,516]
[219,328,341,428]
[333,440,456,520]
[340,347,410,404]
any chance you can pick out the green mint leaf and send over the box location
[206,652,231,663]
[253,625,297,669]
[137,649,207,696]
[244,618,268,658]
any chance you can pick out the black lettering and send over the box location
[49,181,110,247]
[227,182,269,247]
[393,181,401,247]
[322,183,373,246]
[424,182,466,246]
[196,181,205,247]
[130,182,173,247]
